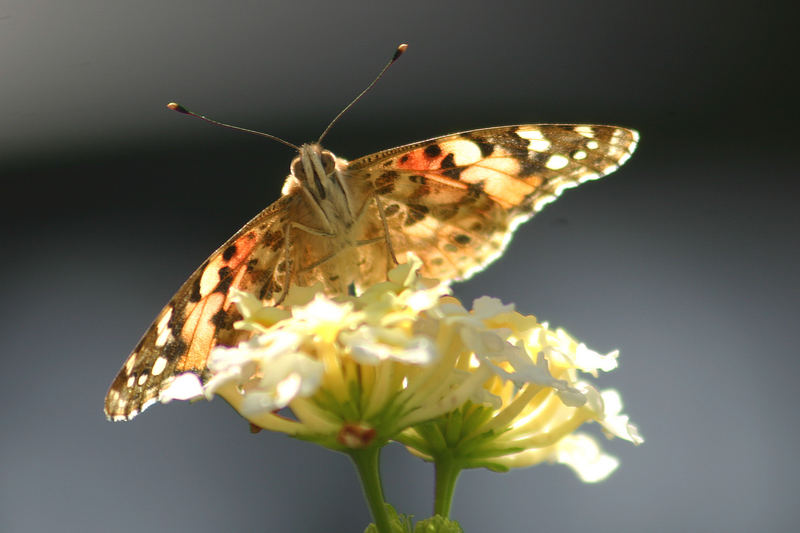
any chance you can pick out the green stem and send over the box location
[349,446,391,533]
[433,454,462,518]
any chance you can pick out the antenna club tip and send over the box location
[167,102,188,114]
[393,44,408,60]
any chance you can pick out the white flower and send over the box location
[340,326,438,365]
[554,433,620,482]
[502,433,620,482]
[205,331,324,413]
[186,258,641,467]
[538,326,619,376]
[398,293,642,481]
[593,388,645,444]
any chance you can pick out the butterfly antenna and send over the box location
[166,102,300,151]
[317,43,408,144]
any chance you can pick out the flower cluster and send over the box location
[399,296,642,482]
[199,258,641,480]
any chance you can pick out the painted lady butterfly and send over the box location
[105,46,638,420]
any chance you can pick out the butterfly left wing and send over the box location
[105,195,298,421]
[347,125,638,286]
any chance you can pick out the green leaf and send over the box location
[363,504,413,533]
[414,515,465,533]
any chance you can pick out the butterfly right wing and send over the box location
[104,194,299,421]
[348,125,638,285]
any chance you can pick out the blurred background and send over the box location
[1,1,796,531]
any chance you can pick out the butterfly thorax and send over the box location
[281,143,374,293]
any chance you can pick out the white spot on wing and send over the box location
[156,308,173,334]
[152,356,168,376]
[199,263,219,296]
[439,138,482,166]
[518,129,545,140]
[155,327,171,347]
[155,308,173,347]
[137,374,148,386]
[586,140,599,150]
[545,154,569,170]
[126,375,135,388]
[517,129,551,152]
[124,356,136,375]
[572,150,587,160]
[529,139,551,152]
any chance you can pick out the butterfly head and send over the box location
[286,144,348,207]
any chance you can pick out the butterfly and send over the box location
[104,49,638,421]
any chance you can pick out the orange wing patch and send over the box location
[176,231,259,372]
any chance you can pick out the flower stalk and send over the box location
[349,446,391,533]
[433,453,460,518]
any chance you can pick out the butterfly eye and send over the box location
[291,157,306,180]
[320,152,336,174]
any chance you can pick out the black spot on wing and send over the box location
[453,234,471,245]
[498,129,530,154]
[164,337,188,360]
[215,266,233,294]
[189,277,202,302]
[188,260,209,302]
[439,153,462,179]
[424,144,442,158]
[405,204,429,226]
[210,309,231,329]
[375,171,397,194]
[222,244,237,261]
[467,182,485,199]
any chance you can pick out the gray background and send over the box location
[1,1,797,532]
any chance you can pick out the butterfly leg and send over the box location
[352,193,398,268]
[275,221,336,305]
[296,250,340,271]
[372,195,399,266]
[354,237,385,246]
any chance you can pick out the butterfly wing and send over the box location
[348,125,638,285]
[104,195,302,421]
